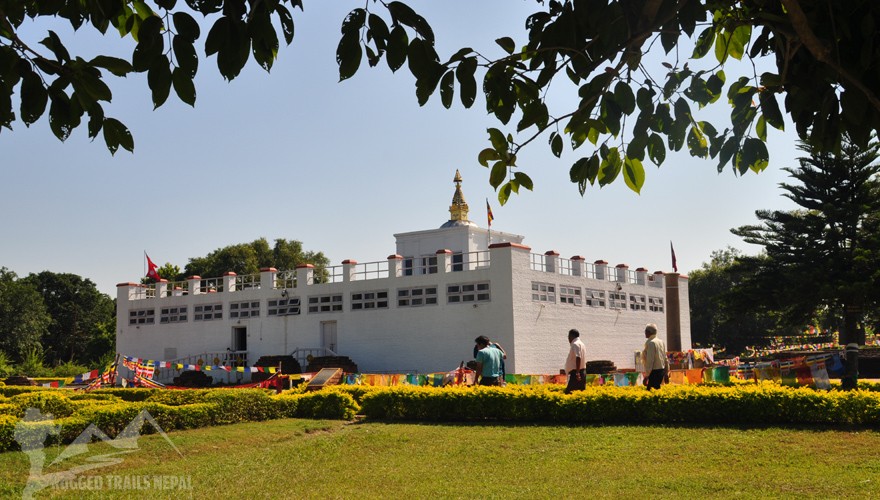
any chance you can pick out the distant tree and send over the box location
[0,268,49,362]
[183,238,329,278]
[21,271,116,366]
[688,248,778,353]
[729,137,880,345]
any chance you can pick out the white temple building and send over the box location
[116,171,690,377]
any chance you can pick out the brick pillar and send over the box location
[665,272,682,351]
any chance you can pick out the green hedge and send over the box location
[359,383,880,426]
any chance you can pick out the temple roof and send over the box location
[441,169,476,228]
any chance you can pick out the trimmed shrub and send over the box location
[359,383,880,426]
[281,390,359,420]
[91,388,158,402]
[145,389,212,406]
[331,385,381,404]
[9,391,76,418]
[0,414,17,452]
[202,389,279,424]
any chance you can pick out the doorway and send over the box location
[232,326,247,352]
[321,321,337,353]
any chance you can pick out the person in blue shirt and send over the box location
[473,336,505,386]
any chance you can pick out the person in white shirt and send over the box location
[564,329,588,394]
[642,323,668,390]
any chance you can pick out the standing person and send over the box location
[473,336,504,386]
[473,339,507,383]
[564,329,588,394]
[642,323,668,390]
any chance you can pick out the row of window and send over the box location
[531,282,664,312]
[128,282,491,325]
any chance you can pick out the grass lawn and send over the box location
[1,419,879,499]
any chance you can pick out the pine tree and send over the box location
[729,137,880,345]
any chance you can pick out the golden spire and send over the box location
[448,169,470,222]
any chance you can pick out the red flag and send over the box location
[486,198,494,227]
[670,241,678,273]
[145,252,161,280]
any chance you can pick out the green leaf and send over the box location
[439,70,454,109]
[613,81,635,114]
[387,1,434,43]
[636,87,654,112]
[623,157,645,194]
[455,57,477,108]
[48,92,73,141]
[87,104,104,139]
[714,30,730,64]
[487,128,508,152]
[598,148,621,186]
[498,182,512,205]
[718,136,738,172]
[687,125,708,157]
[495,37,515,55]
[173,36,198,77]
[729,25,751,61]
[172,67,196,106]
[275,6,295,45]
[20,71,48,125]
[756,115,767,141]
[647,133,666,165]
[132,16,163,72]
[478,148,500,167]
[173,11,200,42]
[692,27,715,59]
[103,117,134,155]
[336,31,362,82]
[368,14,390,43]
[758,91,785,131]
[147,59,172,108]
[40,31,71,63]
[550,132,563,158]
[386,25,409,72]
[341,8,366,34]
[90,56,133,77]
[739,137,769,173]
[513,172,533,191]
[489,160,507,188]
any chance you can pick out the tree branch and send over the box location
[780,0,880,114]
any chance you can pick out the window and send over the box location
[560,286,582,305]
[398,286,438,307]
[531,282,556,302]
[629,294,647,311]
[447,282,490,303]
[423,256,438,274]
[609,291,627,310]
[649,296,664,312]
[403,257,414,276]
[268,297,301,316]
[194,304,223,321]
[351,290,389,310]
[230,300,260,319]
[160,306,187,324]
[451,252,464,272]
[129,308,155,325]
[308,294,343,313]
[585,289,606,308]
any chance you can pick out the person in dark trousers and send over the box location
[473,338,507,383]
[642,323,668,390]
[564,329,588,394]
[473,336,504,386]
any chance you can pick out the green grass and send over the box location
[1,419,879,499]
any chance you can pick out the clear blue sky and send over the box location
[0,1,797,296]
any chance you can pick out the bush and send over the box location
[50,361,91,378]
[273,390,359,420]
[0,352,14,379]
[145,390,212,406]
[142,402,216,431]
[202,389,279,425]
[358,383,880,426]
[9,391,76,418]
[0,414,18,452]
[91,388,158,402]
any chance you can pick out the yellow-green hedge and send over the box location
[358,383,880,425]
